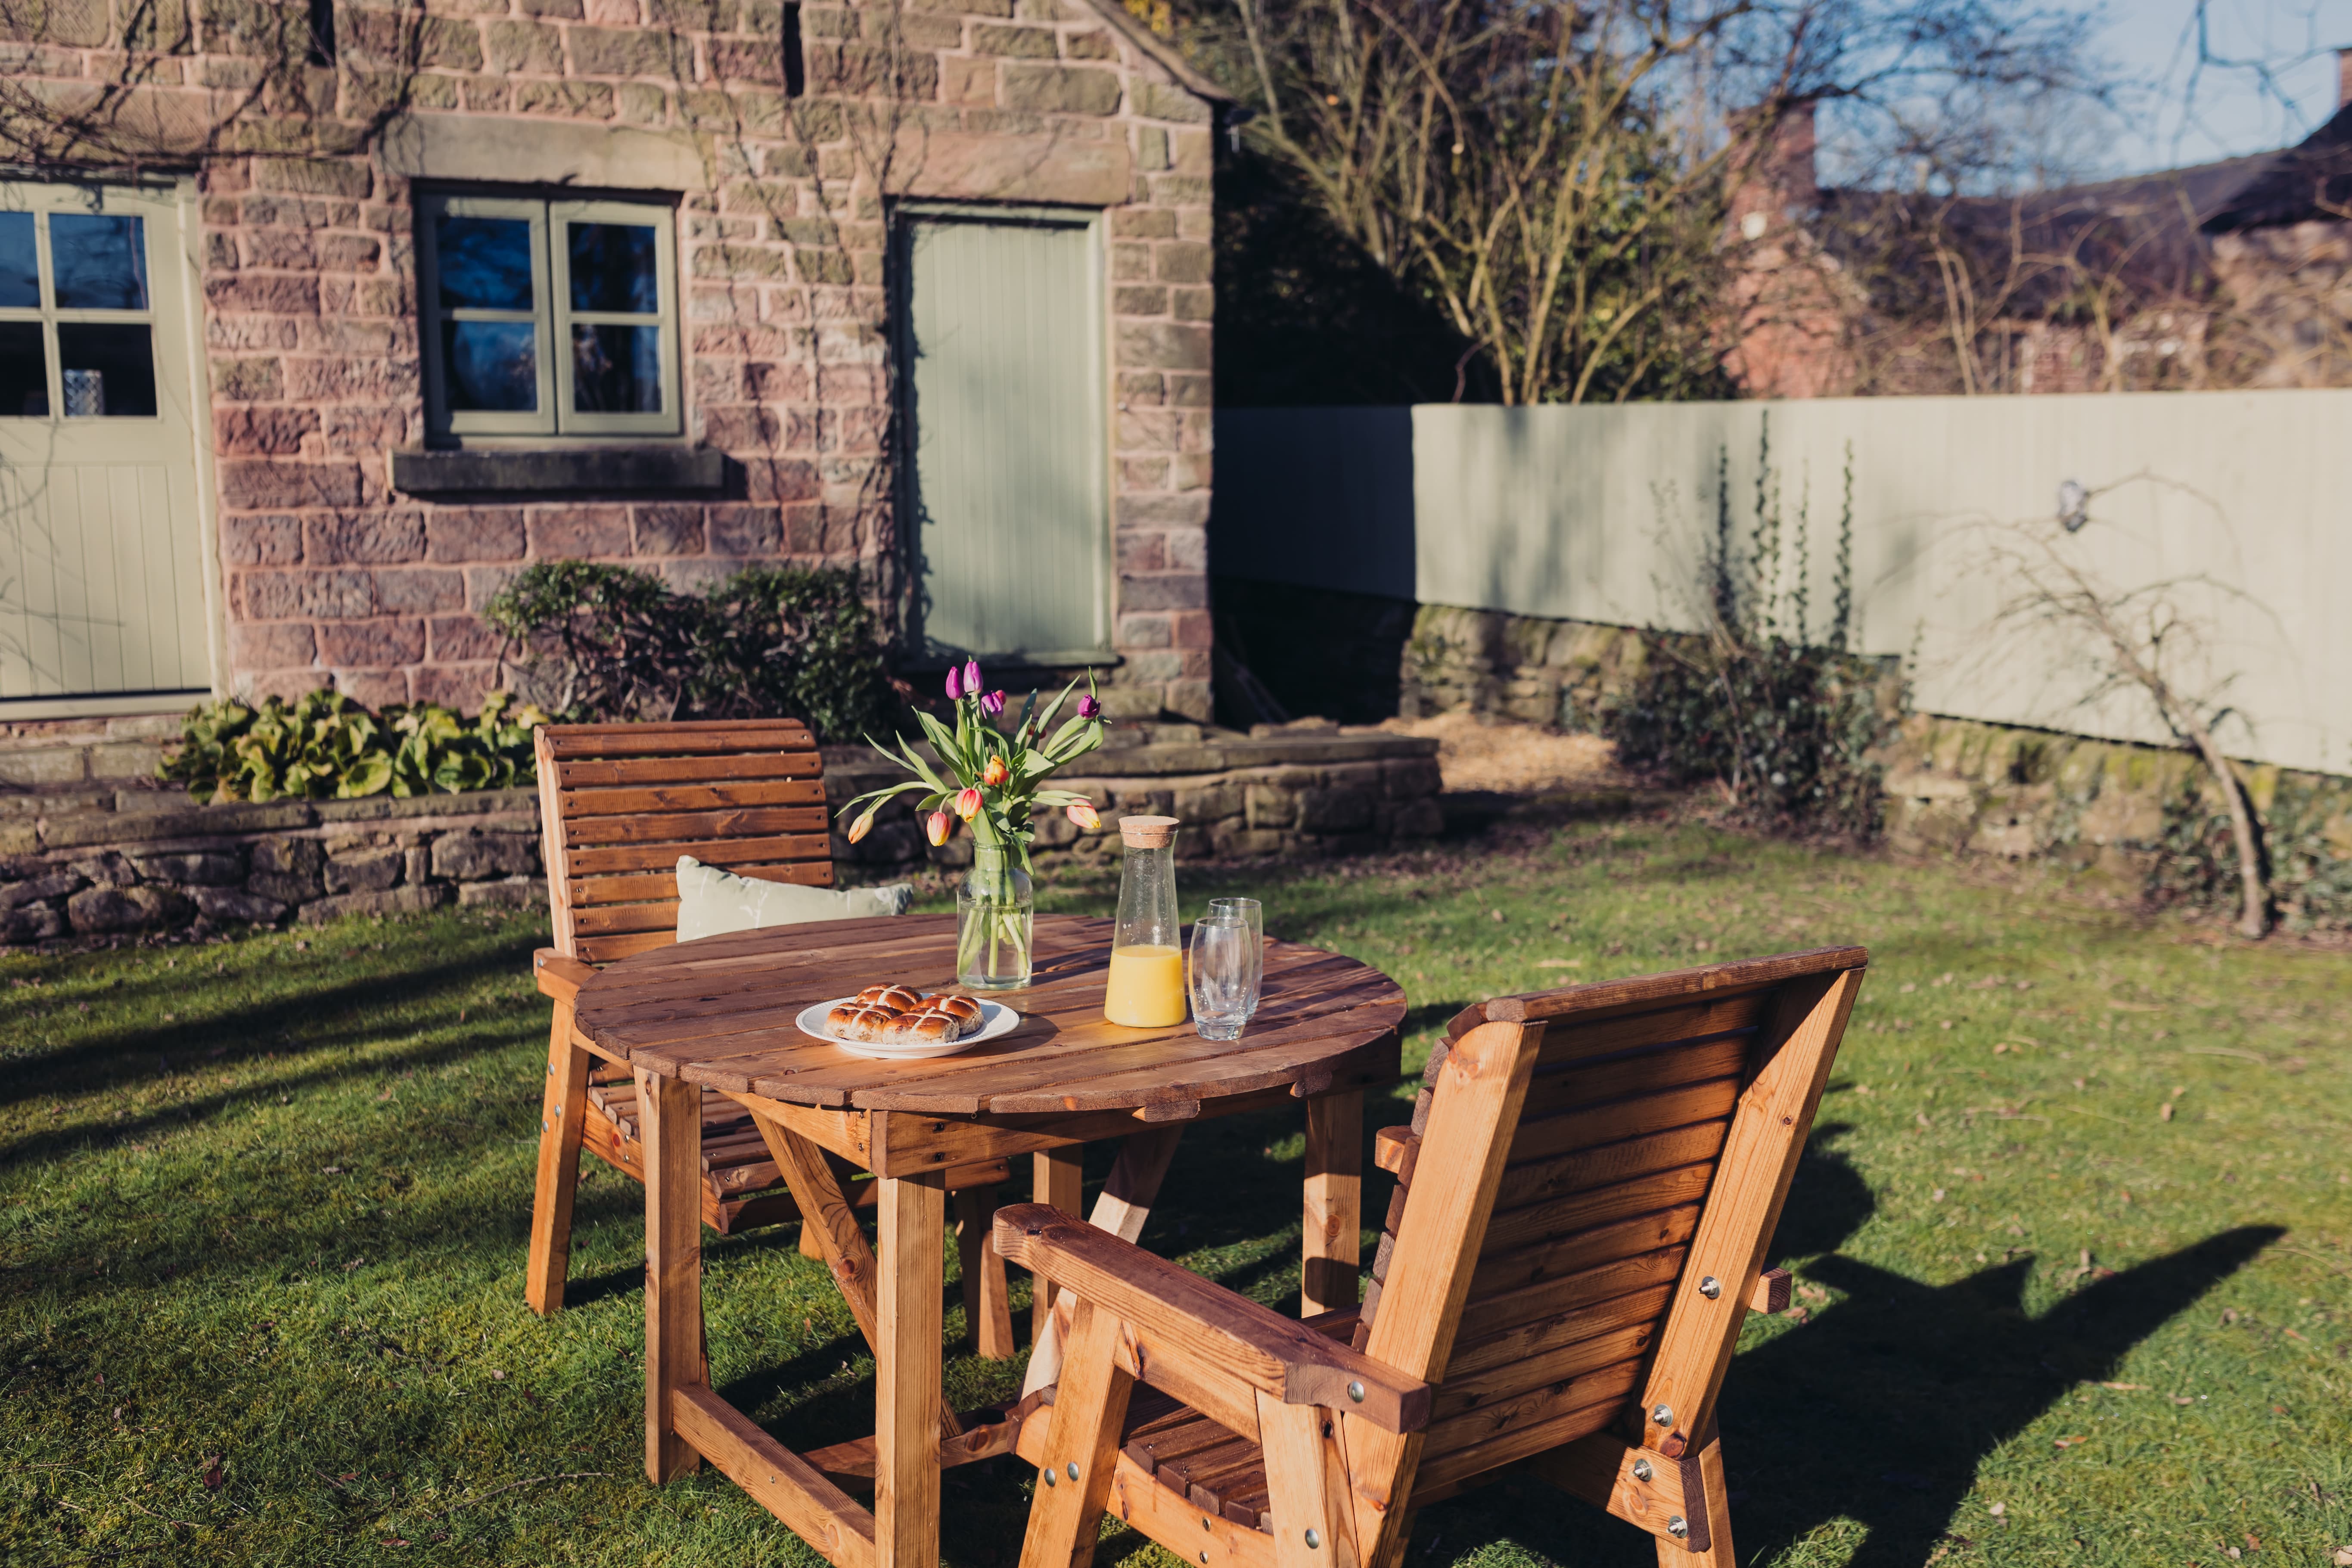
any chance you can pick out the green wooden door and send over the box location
[0,181,211,708]
[900,210,1106,662]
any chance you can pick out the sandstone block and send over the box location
[220,460,367,512]
[2,872,86,909]
[1132,80,1210,123]
[192,886,286,924]
[1000,62,1120,114]
[1382,757,1444,798]
[426,510,526,563]
[248,835,326,903]
[1246,784,1297,830]
[1,902,65,944]
[431,832,539,881]
[1172,783,1242,822]
[1298,786,1375,834]
[318,618,425,667]
[459,877,547,908]
[325,846,404,893]
[301,884,456,923]
[68,883,192,934]
[1210,823,1287,858]
[69,851,139,887]
[130,851,242,885]
[0,748,85,786]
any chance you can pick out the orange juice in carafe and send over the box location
[1104,944,1186,1027]
[1104,816,1186,1027]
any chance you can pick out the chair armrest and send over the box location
[534,949,594,1003]
[992,1203,1429,1434]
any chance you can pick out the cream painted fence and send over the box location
[1212,393,2352,776]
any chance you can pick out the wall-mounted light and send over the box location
[2057,479,2089,532]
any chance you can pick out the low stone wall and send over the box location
[0,790,545,947]
[1880,714,2352,872]
[824,720,1445,874]
[0,723,1444,949]
[1398,604,1653,729]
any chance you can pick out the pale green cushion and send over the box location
[674,855,912,943]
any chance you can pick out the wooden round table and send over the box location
[572,913,1405,1568]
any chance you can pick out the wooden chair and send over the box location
[525,718,1013,1355]
[995,947,1867,1568]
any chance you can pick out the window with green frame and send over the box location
[416,192,681,441]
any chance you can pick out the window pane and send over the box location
[435,215,534,311]
[56,323,156,416]
[0,322,47,416]
[443,319,538,411]
[0,214,36,308]
[568,223,658,314]
[50,215,147,311]
[571,323,662,413]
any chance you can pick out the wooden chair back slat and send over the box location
[536,720,831,963]
[1360,947,1865,1499]
[559,779,827,817]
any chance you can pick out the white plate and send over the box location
[794,997,1020,1059]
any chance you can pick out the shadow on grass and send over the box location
[1401,1129,2281,1565]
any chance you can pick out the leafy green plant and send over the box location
[2146,773,2352,931]
[158,689,545,803]
[482,561,899,741]
[1608,428,1901,836]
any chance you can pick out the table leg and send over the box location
[876,1171,946,1568]
[641,1068,704,1483]
[1030,1147,1083,1343]
[953,1186,1016,1359]
[1302,1089,1364,1317]
[1022,1127,1184,1397]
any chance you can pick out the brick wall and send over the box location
[32,0,1221,718]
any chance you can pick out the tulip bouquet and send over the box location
[836,658,1107,987]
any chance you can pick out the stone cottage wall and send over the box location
[18,0,1219,718]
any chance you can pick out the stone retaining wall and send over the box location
[824,721,1445,874]
[0,725,1443,949]
[0,790,547,947]
[1398,604,1654,729]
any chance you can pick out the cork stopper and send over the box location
[1119,815,1180,850]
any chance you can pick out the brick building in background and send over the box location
[1727,56,2352,397]
[0,0,1229,729]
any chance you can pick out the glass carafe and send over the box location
[1103,816,1186,1027]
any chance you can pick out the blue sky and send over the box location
[2096,0,2352,171]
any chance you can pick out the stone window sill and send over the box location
[390,447,725,496]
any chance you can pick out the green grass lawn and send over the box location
[3,815,2347,1567]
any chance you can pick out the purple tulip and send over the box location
[979,689,1006,719]
[1077,694,1101,720]
[944,666,961,701]
[963,659,982,694]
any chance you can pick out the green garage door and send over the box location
[899,209,1106,663]
[0,181,211,709]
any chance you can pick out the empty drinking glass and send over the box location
[1188,908,1261,1041]
[1206,897,1262,994]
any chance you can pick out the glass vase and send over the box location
[956,845,1033,990]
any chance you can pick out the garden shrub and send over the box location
[1605,426,1904,837]
[483,562,899,742]
[2146,774,2352,931]
[160,689,545,803]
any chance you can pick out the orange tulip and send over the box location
[1066,801,1100,831]
[982,754,1009,788]
[954,786,984,821]
[925,810,951,847]
[846,808,876,845]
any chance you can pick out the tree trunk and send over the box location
[2182,721,2268,940]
